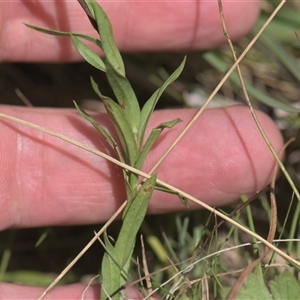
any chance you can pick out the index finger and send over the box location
[0,1,259,61]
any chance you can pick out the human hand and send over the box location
[0,1,284,299]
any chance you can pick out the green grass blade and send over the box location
[3,270,60,286]
[0,249,11,282]
[71,35,105,72]
[276,6,300,28]
[254,16,300,48]
[258,34,300,82]
[139,56,186,147]
[203,52,300,113]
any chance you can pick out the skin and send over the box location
[0,1,284,299]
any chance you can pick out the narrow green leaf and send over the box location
[125,172,139,198]
[0,249,11,282]
[100,248,132,300]
[77,0,98,32]
[91,77,138,166]
[103,232,116,256]
[91,59,140,152]
[88,0,125,76]
[100,232,128,300]
[105,60,140,137]
[156,118,182,129]
[89,77,126,162]
[135,118,182,170]
[90,76,102,99]
[178,194,189,208]
[71,35,105,72]
[73,101,124,162]
[154,183,189,208]
[135,128,161,171]
[116,174,157,266]
[139,56,186,147]
[101,253,123,300]
[100,95,138,165]
[24,23,101,46]
[2,270,58,286]
[101,233,128,281]
[100,175,156,300]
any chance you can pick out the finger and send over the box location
[0,105,283,230]
[0,282,145,300]
[0,1,259,61]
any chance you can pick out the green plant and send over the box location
[25,0,186,298]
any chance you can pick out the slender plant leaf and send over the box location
[154,183,189,208]
[91,77,138,165]
[178,194,189,208]
[101,175,157,300]
[88,0,125,76]
[135,118,182,170]
[24,23,101,46]
[105,60,141,138]
[139,56,186,148]
[71,35,106,72]
[73,101,125,162]
[116,174,157,266]
[101,249,132,300]
[102,233,128,281]
[100,95,138,165]
[77,0,98,32]
[100,232,129,300]
[2,270,59,286]
[90,76,104,100]
[90,61,140,191]
[203,52,300,113]
[0,249,10,282]
[101,253,123,300]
